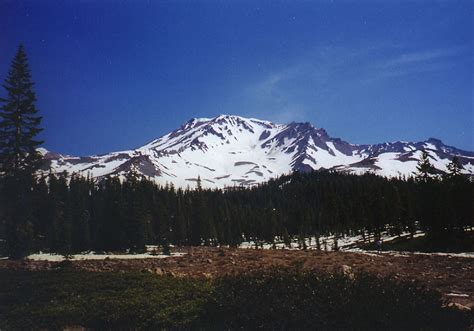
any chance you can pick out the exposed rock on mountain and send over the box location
[40,115,474,188]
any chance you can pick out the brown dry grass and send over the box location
[1,247,473,309]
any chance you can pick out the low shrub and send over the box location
[0,268,469,330]
[0,270,211,330]
[199,268,470,330]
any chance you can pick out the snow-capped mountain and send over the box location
[40,115,474,188]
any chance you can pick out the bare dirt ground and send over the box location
[1,247,473,310]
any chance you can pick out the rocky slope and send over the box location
[40,115,474,188]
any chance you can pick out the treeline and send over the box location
[0,45,473,258]
[1,167,472,256]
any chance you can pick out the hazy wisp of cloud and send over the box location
[237,43,468,124]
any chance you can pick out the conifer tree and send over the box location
[0,45,43,258]
[415,150,436,182]
[32,176,49,250]
[282,227,291,248]
[47,174,72,255]
[162,236,171,255]
[0,45,43,179]
[70,175,91,252]
[445,156,462,179]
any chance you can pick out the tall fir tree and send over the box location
[0,45,43,179]
[415,150,436,182]
[445,156,463,179]
[0,45,44,258]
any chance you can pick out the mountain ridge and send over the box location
[40,115,474,188]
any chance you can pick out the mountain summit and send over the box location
[41,115,474,188]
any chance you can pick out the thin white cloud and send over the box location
[380,47,464,68]
[367,46,468,82]
[236,43,468,122]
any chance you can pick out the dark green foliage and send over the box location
[69,175,91,252]
[0,45,43,178]
[1,168,472,255]
[0,270,211,330]
[0,45,44,258]
[4,217,34,259]
[49,174,72,255]
[0,269,469,330]
[201,269,469,330]
[446,156,463,179]
[162,237,171,255]
[415,150,436,182]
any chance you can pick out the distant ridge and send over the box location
[40,115,474,188]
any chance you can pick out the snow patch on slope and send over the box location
[41,115,474,188]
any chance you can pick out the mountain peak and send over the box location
[426,137,443,145]
[40,115,474,189]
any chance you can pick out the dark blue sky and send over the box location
[1,0,473,155]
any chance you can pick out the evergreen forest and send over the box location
[0,45,472,258]
[1,168,472,257]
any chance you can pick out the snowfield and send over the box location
[39,115,474,189]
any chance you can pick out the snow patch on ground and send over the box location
[446,293,470,297]
[239,230,426,252]
[25,251,186,261]
[345,249,474,259]
[240,229,474,258]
